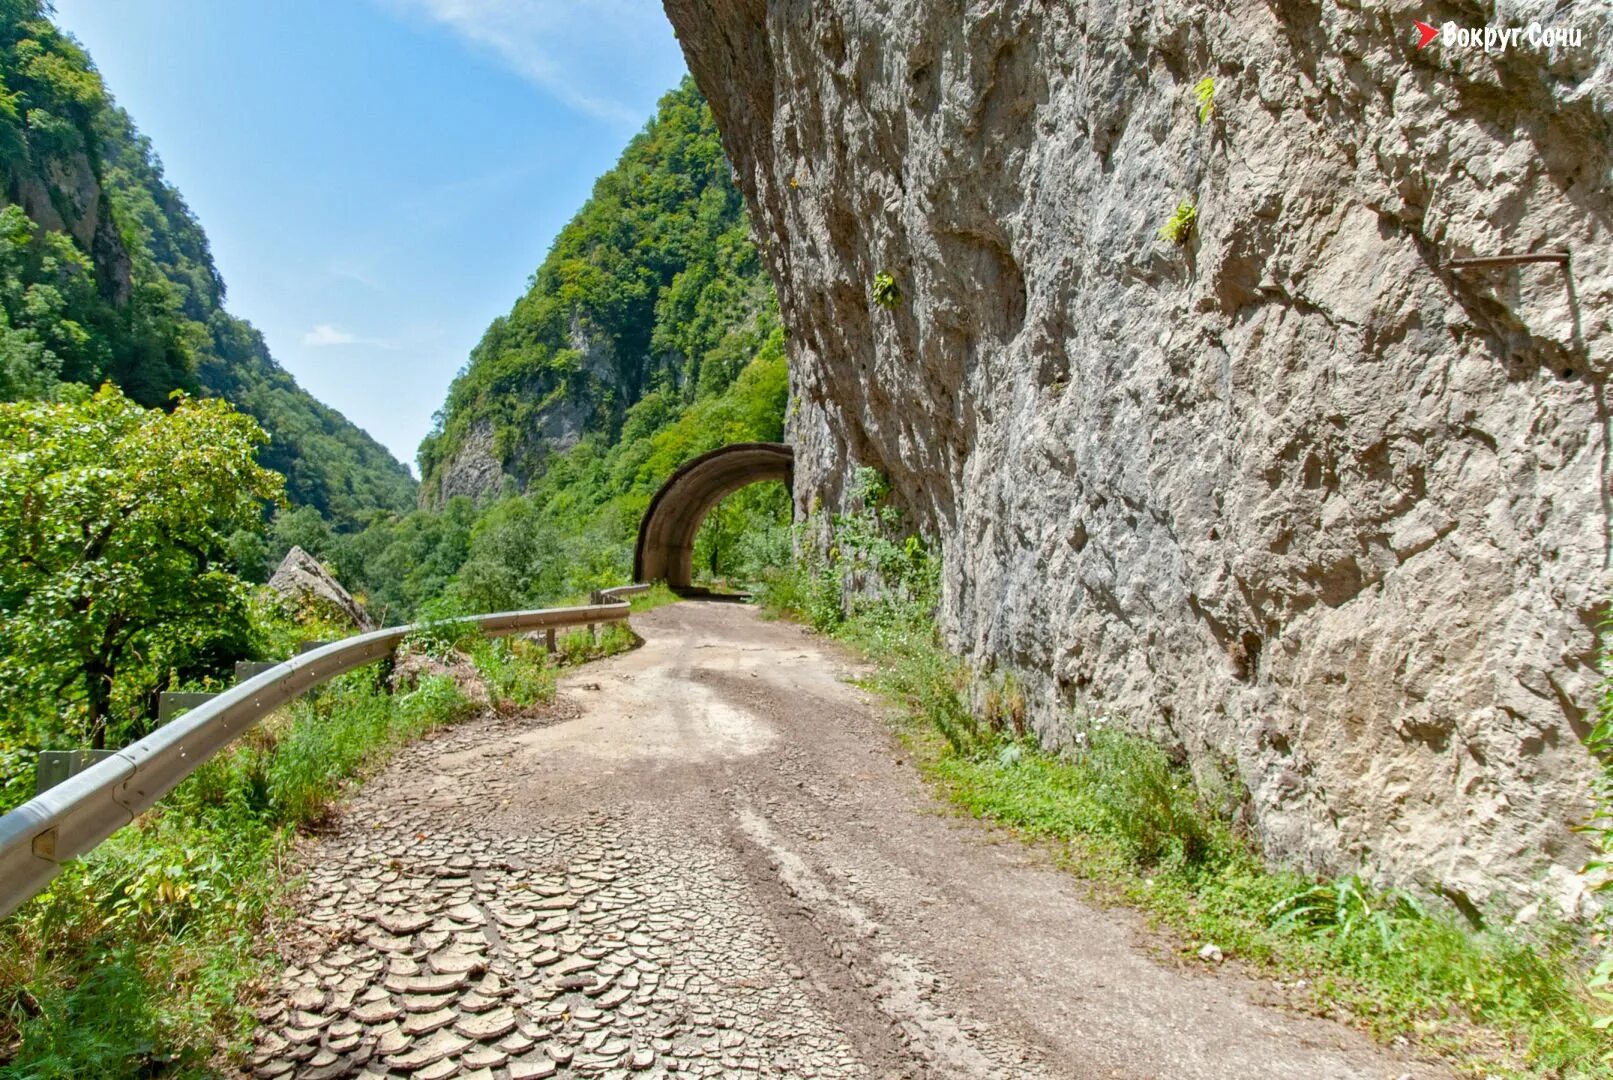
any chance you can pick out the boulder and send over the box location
[268,545,375,631]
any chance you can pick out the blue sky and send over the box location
[50,0,689,475]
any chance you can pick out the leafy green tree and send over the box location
[0,385,283,748]
[451,497,565,613]
[267,504,337,569]
[692,481,791,583]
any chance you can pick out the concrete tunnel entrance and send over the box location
[633,442,794,590]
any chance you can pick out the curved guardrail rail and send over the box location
[0,585,650,920]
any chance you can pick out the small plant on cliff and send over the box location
[1193,77,1216,123]
[1157,201,1198,246]
[872,270,902,310]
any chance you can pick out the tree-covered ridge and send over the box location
[419,77,776,500]
[314,322,789,625]
[308,78,794,622]
[0,1,416,527]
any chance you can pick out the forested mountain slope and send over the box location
[0,3,415,527]
[266,79,787,622]
[419,77,777,506]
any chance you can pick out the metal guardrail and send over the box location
[0,585,651,920]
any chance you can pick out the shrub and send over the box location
[756,549,843,632]
[981,670,1027,738]
[1079,726,1217,869]
[470,637,556,710]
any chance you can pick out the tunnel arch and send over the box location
[634,442,794,589]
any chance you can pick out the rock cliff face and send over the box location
[15,150,133,305]
[420,335,597,507]
[664,0,1613,906]
[433,418,506,505]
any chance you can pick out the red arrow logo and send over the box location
[1415,20,1440,48]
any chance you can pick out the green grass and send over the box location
[548,623,633,667]
[627,582,680,614]
[929,740,1601,1073]
[538,583,675,668]
[759,556,1611,1078]
[419,584,673,706]
[469,636,558,710]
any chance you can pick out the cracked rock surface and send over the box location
[250,602,1443,1079]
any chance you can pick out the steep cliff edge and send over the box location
[665,0,1613,907]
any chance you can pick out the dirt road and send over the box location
[248,601,1442,1080]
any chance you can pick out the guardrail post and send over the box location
[157,692,220,724]
[378,644,400,694]
[545,628,557,653]
[234,660,277,683]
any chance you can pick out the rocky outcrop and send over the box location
[665,0,1613,907]
[268,546,375,631]
[430,418,506,506]
[424,395,596,507]
[422,320,606,506]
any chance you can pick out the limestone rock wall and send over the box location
[430,418,506,507]
[664,0,1613,906]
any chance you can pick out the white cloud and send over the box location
[327,260,381,289]
[303,324,393,349]
[380,0,685,126]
